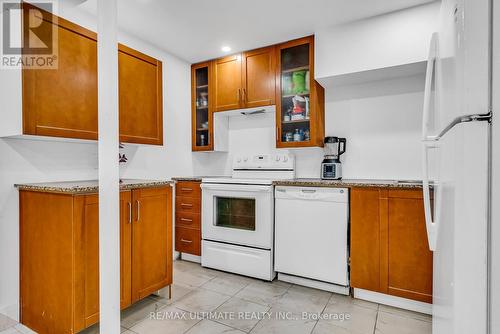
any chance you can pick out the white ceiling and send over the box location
[78,0,436,63]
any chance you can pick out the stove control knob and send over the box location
[283,156,288,162]
[243,157,248,162]
[275,156,280,162]
[237,158,242,163]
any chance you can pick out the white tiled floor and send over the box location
[0,260,432,334]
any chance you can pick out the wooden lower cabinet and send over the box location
[175,226,201,255]
[350,188,433,303]
[81,192,132,328]
[175,181,202,256]
[131,187,172,302]
[19,186,172,334]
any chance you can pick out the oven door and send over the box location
[201,183,273,249]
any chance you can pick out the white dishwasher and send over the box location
[274,186,349,294]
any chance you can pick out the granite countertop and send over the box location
[171,176,203,182]
[15,179,173,194]
[272,178,425,189]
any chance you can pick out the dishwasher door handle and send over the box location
[275,187,348,202]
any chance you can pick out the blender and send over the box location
[321,136,346,180]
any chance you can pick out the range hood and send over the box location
[214,105,276,118]
[210,105,276,152]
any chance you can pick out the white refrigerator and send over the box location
[422,0,492,334]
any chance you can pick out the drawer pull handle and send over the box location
[136,200,141,222]
[181,239,193,243]
[181,203,193,207]
[128,202,132,224]
[181,188,193,191]
[180,218,193,222]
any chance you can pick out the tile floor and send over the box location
[0,260,432,334]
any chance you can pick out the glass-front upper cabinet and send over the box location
[191,62,213,151]
[276,36,324,148]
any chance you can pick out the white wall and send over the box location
[0,0,429,320]
[225,74,425,179]
[315,2,439,79]
[0,139,98,319]
[0,3,223,320]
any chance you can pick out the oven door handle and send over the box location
[200,183,272,193]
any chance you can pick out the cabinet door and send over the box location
[214,55,242,111]
[22,6,98,140]
[386,190,433,303]
[241,46,275,108]
[81,192,132,328]
[192,62,213,151]
[131,187,172,302]
[350,188,433,303]
[350,188,382,292]
[175,226,201,255]
[119,44,163,145]
[20,191,76,334]
[275,36,324,148]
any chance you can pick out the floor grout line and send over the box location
[308,292,334,334]
[373,309,379,334]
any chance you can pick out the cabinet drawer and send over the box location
[175,196,201,213]
[175,182,201,198]
[175,212,201,229]
[175,227,201,256]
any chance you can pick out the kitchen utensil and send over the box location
[321,136,346,180]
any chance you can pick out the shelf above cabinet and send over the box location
[282,65,310,74]
[282,119,310,125]
[281,92,310,99]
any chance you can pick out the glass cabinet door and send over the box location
[192,62,212,151]
[276,36,324,148]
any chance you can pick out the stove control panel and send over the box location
[233,154,295,170]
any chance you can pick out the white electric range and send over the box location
[201,153,295,280]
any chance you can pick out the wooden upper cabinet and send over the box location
[191,62,213,151]
[276,36,324,148]
[241,46,276,108]
[350,188,433,304]
[118,44,163,145]
[131,187,172,302]
[22,8,98,140]
[214,55,242,111]
[21,4,163,145]
[213,47,276,112]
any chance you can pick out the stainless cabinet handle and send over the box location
[128,202,132,224]
[181,203,193,207]
[180,218,193,222]
[181,188,193,191]
[242,88,246,102]
[237,88,241,103]
[136,200,140,222]
[180,239,193,243]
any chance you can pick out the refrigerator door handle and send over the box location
[422,140,438,251]
[422,32,439,142]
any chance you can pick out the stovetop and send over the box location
[201,177,275,185]
[202,153,296,185]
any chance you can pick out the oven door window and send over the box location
[215,197,256,231]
